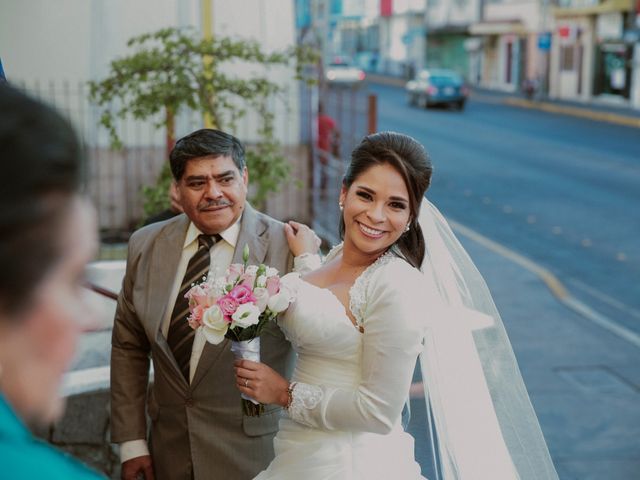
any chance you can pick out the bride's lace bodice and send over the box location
[278,250,430,434]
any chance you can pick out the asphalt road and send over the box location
[370,83,640,336]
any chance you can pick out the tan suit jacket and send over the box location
[111,205,295,480]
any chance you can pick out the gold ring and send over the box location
[244,378,249,388]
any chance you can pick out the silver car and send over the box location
[325,59,366,87]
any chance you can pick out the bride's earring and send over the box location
[339,202,344,211]
[404,223,410,233]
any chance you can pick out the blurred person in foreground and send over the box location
[0,84,102,478]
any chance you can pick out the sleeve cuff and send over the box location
[293,253,322,274]
[120,439,150,463]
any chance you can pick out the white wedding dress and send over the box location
[254,250,428,480]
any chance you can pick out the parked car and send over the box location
[406,69,469,110]
[325,57,366,87]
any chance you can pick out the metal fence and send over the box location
[14,79,311,237]
[14,79,374,241]
[306,84,377,245]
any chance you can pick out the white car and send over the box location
[325,61,366,86]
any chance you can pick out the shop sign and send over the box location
[558,24,577,43]
[538,32,552,51]
[596,12,623,40]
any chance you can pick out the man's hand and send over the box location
[122,455,155,480]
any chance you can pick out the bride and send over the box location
[234,132,558,479]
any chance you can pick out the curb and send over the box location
[449,219,640,350]
[504,98,640,129]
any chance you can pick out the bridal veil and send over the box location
[417,198,558,480]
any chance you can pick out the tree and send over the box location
[89,27,317,215]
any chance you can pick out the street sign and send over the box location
[538,32,552,51]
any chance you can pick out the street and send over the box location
[371,83,640,335]
[365,82,640,479]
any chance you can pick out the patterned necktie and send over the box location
[167,234,220,381]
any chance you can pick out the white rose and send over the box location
[266,267,279,277]
[256,275,267,288]
[245,265,259,276]
[253,287,269,313]
[231,303,261,329]
[201,305,228,345]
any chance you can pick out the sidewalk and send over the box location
[452,221,640,480]
[367,73,640,129]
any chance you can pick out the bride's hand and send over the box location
[234,359,290,407]
[285,221,321,257]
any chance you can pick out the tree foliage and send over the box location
[89,27,318,213]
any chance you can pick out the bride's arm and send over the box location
[287,262,428,433]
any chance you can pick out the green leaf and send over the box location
[88,26,319,220]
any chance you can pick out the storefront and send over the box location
[550,0,636,102]
[593,12,633,99]
[425,26,471,80]
[469,21,528,91]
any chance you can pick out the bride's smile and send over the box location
[340,162,411,260]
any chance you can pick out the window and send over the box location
[560,46,575,71]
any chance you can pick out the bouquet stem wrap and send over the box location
[230,337,264,416]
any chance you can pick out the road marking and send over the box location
[448,219,640,350]
[569,278,640,322]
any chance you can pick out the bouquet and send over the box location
[185,244,297,415]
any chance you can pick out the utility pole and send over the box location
[201,0,215,128]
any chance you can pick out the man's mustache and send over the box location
[199,199,233,210]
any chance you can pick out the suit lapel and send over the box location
[146,215,191,382]
[232,203,269,266]
[191,204,269,390]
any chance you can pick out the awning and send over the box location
[469,21,527,35]
[553,0,634,17]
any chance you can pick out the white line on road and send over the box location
[448,219,640,350]
[568,278,640,322]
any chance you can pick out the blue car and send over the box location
[406,69,469,110]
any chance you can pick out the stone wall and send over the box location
[36,389,119,479]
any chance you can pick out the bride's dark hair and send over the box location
[339,131,432,269]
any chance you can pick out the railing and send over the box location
[305,85,378,245]
[13,79,311,237]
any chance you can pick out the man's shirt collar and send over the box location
[183,217,241,250]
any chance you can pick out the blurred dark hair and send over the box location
[170,128,246,180]
[339,131,433,269]
[0,84,83,315]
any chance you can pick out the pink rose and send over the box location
[226,263,244,284]
[186,284,210,309]
[187,305,205,329]
[217,295,239,320]
[266,276,281,296]
[229,284,257,305]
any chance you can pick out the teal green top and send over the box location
[0,393,105,479]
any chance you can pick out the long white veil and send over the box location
[417,198,558,480]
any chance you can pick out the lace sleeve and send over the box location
[285,259,428,433]
[286,383,324,427]
[293,253,322,274]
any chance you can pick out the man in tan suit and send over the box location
[111,129,317,480]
